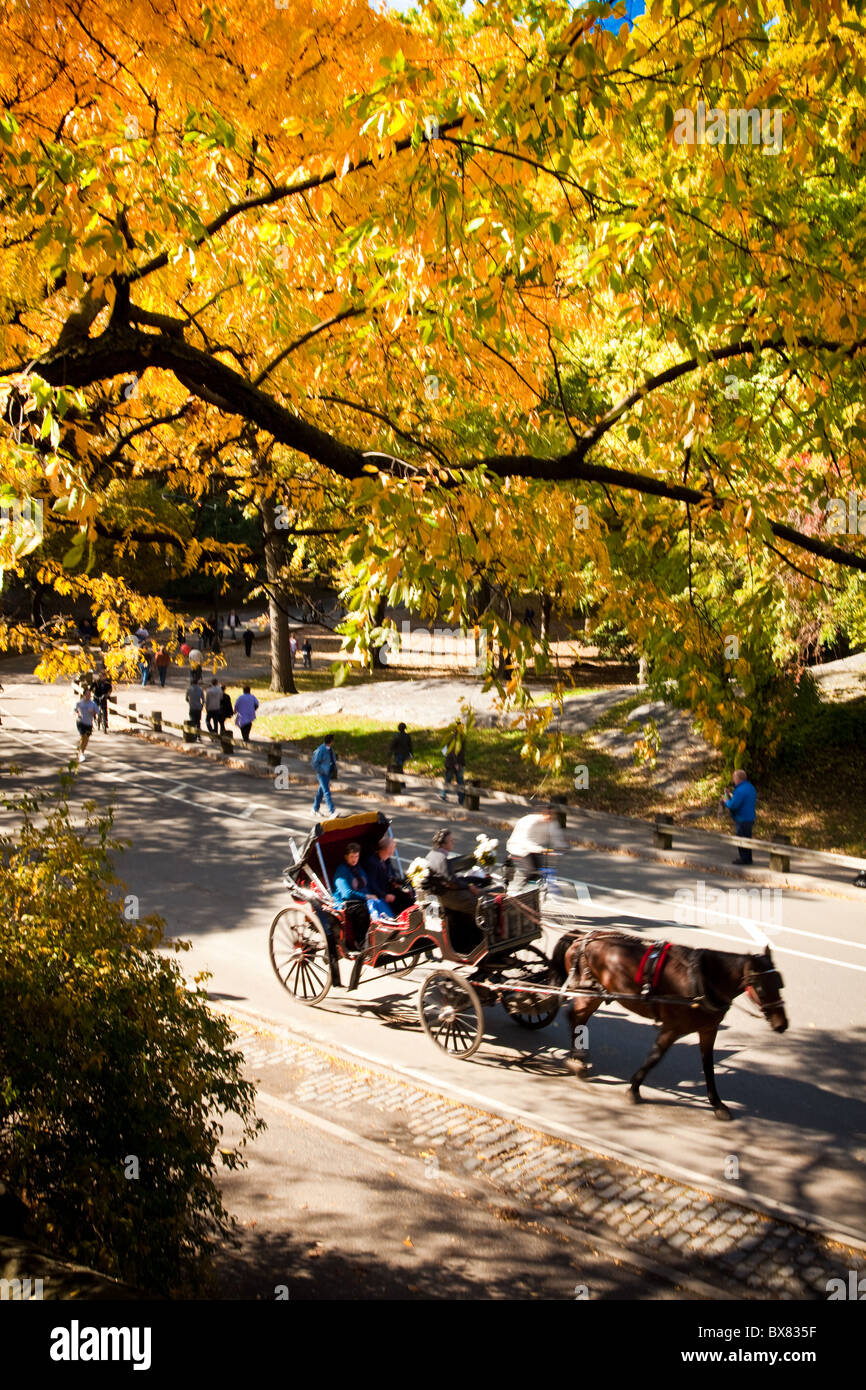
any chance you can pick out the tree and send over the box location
[1,0,865,748]
[0,774,263,1293]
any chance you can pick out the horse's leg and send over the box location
[699,1026,731,1121]
[564,994,602,1076]
[628,1026,678,1104]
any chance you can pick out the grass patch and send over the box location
[261,689,866,855]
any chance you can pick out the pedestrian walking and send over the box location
[138,644,153,687]
[311,734,337,816]
[301,637,312,669]
[216,613,225,643]
[234,685,259,743]
[440,719,466,805]
[243,627,254,657]
[218,683,233,734]
[154,646,170,687]
[228,610,239,641]
[720,770,757,865]
[185,680,205,735]
[205,678,223,733]
[389,721,413,773]
[290,634,298,663]
[74,689,99,760]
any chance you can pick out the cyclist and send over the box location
[506,808,567,892]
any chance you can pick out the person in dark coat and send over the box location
[389,722,413,772]
[364,831,415,918]
[243,627,254,657]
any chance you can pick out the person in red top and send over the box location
[154,647,170,687]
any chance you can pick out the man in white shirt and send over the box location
[506,809,567,892]
[74,691,100,760]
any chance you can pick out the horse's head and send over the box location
[745,948,788,1032]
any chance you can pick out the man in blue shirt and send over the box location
[721,770,757,865]
[311,734,337,816]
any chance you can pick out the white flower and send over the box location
[405,857,430,888]
[474,833,499,867]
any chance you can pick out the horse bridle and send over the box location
[744,962,785,1015]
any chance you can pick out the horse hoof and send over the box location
[714,1106,732,1122]
[565,1056,589,1077]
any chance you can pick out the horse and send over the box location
[550,929,788,1121]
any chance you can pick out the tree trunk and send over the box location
[261,498,296,694]
[540,593,553,643]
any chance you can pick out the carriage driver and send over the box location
[424,829,483,916]
[333,842,391,951]
[506,807,567,892]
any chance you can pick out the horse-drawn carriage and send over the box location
[267,810,561,1058]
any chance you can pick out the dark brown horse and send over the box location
[551,930,788,1121]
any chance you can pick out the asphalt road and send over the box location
[2,672,865,1245]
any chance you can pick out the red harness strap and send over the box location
[635,941,672,990]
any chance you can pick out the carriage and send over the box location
[267,810,562,1058]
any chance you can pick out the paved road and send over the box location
[2,673,865,1246]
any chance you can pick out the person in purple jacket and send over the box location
[234,685,259,743]
[720,770,757,865]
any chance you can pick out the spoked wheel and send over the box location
[268,905,333,1004]
[498,945,561,1030]
[378,944,435,977]
[417,970,484,1059]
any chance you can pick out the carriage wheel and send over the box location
[418,971,484,1059]
[268,906,332,1004]
[378,944,435,976]
[500,945,561,1030]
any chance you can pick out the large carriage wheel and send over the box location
[268,906,332,1004]
[378,948,432,977]
[417,971,484,1059]
[500,945,561,1030]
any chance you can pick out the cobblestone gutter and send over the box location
[224,1012,865,1300]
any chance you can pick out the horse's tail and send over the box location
[550,929,584,984]
[553,928,592,984]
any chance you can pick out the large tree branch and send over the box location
[24,323,866,576]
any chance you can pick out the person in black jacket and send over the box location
[217,684,233,734]
[389,722,413,772]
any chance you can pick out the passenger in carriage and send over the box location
[333,842,391,950]
[364,831,416,918]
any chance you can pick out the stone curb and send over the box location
[218,1004,866,1300]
